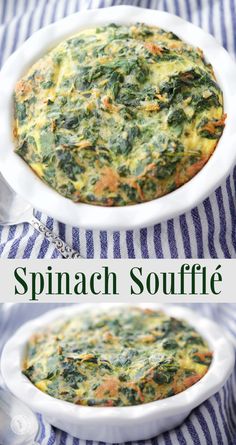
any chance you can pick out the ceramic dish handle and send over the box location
[30,216,82,259]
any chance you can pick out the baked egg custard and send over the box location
[14,23,225,206]
[23,308,212,406]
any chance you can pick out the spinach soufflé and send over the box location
[23,307,212,406]
[14,23,225,206]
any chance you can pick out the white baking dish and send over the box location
[0,6,236,230]
[1,304,234,442]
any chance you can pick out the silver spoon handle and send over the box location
[30,216,82,259]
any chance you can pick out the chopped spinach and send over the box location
[167,109,187,127]
[57,150,85,180]
[15,22,224,206]
[41,80,54,89]
[162,338,178,349]
[15,102,27,122]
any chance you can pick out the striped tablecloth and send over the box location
[0,0,236,259]
[0,303,235,445]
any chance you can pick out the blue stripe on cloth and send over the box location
[113,231,121,258]
[47,217,54,231]
[0,226,3,245]
[25,5,35,40]
[184,0,192,22]
[191,207,204,258]
[60,431,68,445]
[72,227,80,252]
[51,247,61,258]
[10,12,22,54]
[86,230,94,258]
[163,0,168,12]
[196,0,202,26]
[228,374,236,431]
[0,1,7,24]
[13,0,18,18]
[126,230,135,258]
[195,409,213,445]
[37,237,50,258]
[163,431,172,445]
[226,176,236,252]
[173,0,180,16]
[140,228,149,258]
[46,427,57,445]
[203,198,217,258]
[8,223,30,258]
[223,385,235,437]
[230,0,236,54]
[179,214,192,258]
[0,225,17,256]
[219,0,228,49]
[204,399,224,445]
[58,223,66,242]
[38,413,46,442]
[215,187,231,258]
[100,231,108,258]
[51,0,59,23]
[208,0,215,36]
[175,429,187,445]
[167,219,178,259]
[215,392,232,443]
[34,210,42,220]
[186,418,201,445]
[39,0,50,29]
[153,223,163,258]
[23,229,40,258]
[233,165,236,198]
[0,21,8,66]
